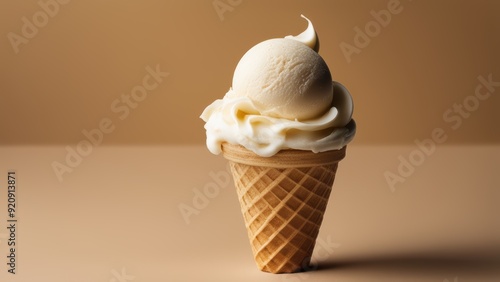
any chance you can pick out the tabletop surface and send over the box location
[1,145,499,281]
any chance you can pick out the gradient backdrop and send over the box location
[1,0,499,145]
[1,1,500,281]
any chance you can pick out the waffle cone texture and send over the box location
[221,143,346,273]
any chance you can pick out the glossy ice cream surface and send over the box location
[201,15,355,157]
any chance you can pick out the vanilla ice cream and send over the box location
[201,15,356,157]
[231,38,333,120]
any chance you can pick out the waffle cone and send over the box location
[221,143,346,273]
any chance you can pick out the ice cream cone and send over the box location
[221,143,346,273]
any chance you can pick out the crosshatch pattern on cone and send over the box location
[222,143,346,273]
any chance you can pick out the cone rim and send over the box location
[221,143,346,167]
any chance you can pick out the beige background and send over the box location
[1,2,500,281]
[1,0,499,145]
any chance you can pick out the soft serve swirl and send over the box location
[201,15,356,157]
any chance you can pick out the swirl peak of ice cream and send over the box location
[201,15,356,157]
[285,14,319,52]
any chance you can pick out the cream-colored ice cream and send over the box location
[231,38,332,120]
[201,15,355,157]
[230,15,329,120]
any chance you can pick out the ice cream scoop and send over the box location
[201,15,355,157]
[231,38,333,120]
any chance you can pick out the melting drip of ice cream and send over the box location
[201,15,356,157]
